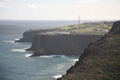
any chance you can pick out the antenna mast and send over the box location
[78,15,80,31]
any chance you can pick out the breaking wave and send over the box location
[52,75,62,79]
[4,40,15,43]
[39,55,54,58]
[11,49,26,52]
[25,54,33,57]
[72,59,79,62]
[15,38,19,40]
[39,55,67,58]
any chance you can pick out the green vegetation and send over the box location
[57,21,113,35]
[59,26,72,30]
[79,27,94,32]
[25,21,113,35]
[57,21,120,80]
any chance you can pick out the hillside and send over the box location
[57,21,120,80]
[58,21,112,35]
[16,21,112,42]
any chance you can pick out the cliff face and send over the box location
[15,29,56,42]
[28,34,102,56]
[15,21,113,43]
[57,21,120,80]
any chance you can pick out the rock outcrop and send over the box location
[15,29,56,42]
[57,21,120,80]
[15,21,113,42]
[28,34,102,57]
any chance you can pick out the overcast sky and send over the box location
[0,0,120,20]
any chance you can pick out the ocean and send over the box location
[0,20,80,80]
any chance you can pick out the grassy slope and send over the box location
[58,21,113,35]
[24,21,113,35]
[58,21,120,80]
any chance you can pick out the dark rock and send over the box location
[29,34,102,56]
[108,20,120,34]
[57,21,120,80]
[15,29,57,42]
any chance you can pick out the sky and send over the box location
[0,0,120,20]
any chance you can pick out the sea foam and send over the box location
[11,49,26,52]
[52,75,62,79]
[15,38,19,40]
[39,55,65,58]
[73,59,79,62]
[39,55,54,58]
[23,47,30,50]
[25,54,33,57]
[4,40,15,43]
[56,63,66,69]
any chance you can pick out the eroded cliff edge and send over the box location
[16,21,113,56]
[15,21,112,42]
[15,29,57,42]
[28,35,102,56]
[57,21,120,80]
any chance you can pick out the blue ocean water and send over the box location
[0,20,79,80]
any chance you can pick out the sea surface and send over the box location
[0,20,81,80]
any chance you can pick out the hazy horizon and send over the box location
[0,0,120,20]
[0,19,118,21]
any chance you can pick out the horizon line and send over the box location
[0,19,118,21]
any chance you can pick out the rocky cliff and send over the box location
[57,21,120,80]
[15,29,56,42]
[15,21,112,42]
[28,34,102,56]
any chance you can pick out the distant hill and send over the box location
[16,21,113,42]
[58,21,113,35]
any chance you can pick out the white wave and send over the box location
[25,54,33,57]
[39,55,54,58]
[11,49,26,52]
[39,55,67,58]
[60,55,67,58]
[52,75,62,79]
[72,59,79,62]
[23,47,30,50]
[15,38,19,40]
[56,63,66,69]
[4,40,15,43]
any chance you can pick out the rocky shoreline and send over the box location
[15,21,113,56]
[14,21,120,80]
